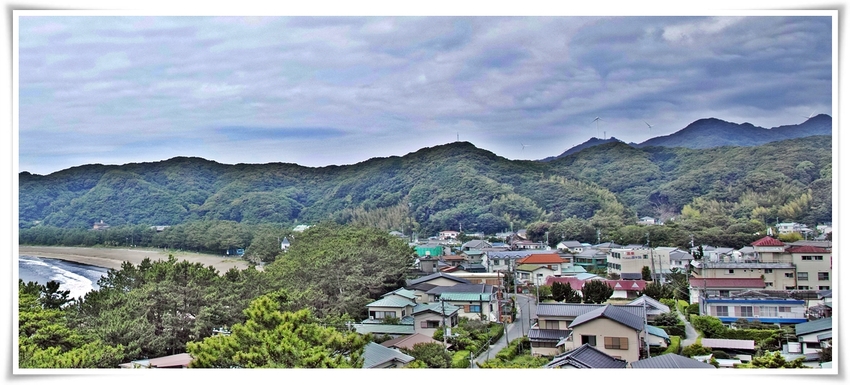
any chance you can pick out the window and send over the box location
[819,286,830,290]
[797,272,808,281]
[369,310,396,319]
[727,269,735,274]
[493,259,500,265]
[759,306,777,317]
[739,306,753,317]
[765,282,773,287]
[581,335,597,346]
[765,269,773,273]
[545,320,559,329]
[785,286,796,290]
[715,306,729,317]
[469,305,481,313]
[797,286,809,290]
[531,341,557,348]
[802,255,825,261]
[719,290,730,297]
[604,337,629,350]
[421,320,441,329]
[785,272,794,278]
[818,272,829,281]
[778,306,791,313]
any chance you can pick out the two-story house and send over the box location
[529,303,646,358]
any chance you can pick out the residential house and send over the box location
[280,237,290,251]
[486,249,556,273]
[530,303,646,357]
[688,277,766,304]
[637,216,657,225]
[628,354,715,369]
[457,263,487,273]
[365,288,418,322]
[794,317,832,355]
[560,304,648,362]
[438,230,460,240]
[362,342,414,368]
[412,302,460,338]
[667,249,694,271]
[627,295,670,321]
[700,293,807,324]
[427,283,499,322]
[460,249,485,264]
[380,333,448,351]
[556,240,585,254]
[574,247,609,271]
[441,254,466,267]
[405,272,471,303]
[645,325,670,349]
[516,264,557,286]
[292,224,310,232]
[560,265,588,277]
[512,240,547,250]
[92,220,110,231]
[544,343,627,369]
[352,323,415,338]
[462,239,491,251]
[605,280,647,300]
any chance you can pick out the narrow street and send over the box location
[677,306,699,347]
[472,294,536,367]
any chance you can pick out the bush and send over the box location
[662,336,682,355]
[660,324,686,338]
[660,298,677,309]
[681,342,712,358]
[452,350,471,368]
[687,303,700,315]
[690,315,726,338]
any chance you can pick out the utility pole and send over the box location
[643,301,650,359]
[441,298,448,349]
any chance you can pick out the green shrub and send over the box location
[452,350,471,368]
[660,298,677,309]
[690,315,726,338]
[662,336,681,355]
[687,303,700,315]
[681,342,712,357]
[660,324,686,338]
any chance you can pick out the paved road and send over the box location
[676,306,699,346]
[472,294,536,367]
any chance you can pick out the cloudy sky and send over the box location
[16,10,835,175]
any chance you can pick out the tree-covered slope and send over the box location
[19,136,832,236]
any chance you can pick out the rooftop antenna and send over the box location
[592,117,602,138]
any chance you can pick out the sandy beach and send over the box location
[18,246,258,275]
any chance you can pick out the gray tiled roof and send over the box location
[545,344,627,369]
[795,317,832,336]
[628,295,671,314]
[537,303,645,319]
[362,342,414,368]
[629,354,715,369]
[528,328,572,342]
[569,304,645,331]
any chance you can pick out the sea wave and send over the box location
[18,255,109,300]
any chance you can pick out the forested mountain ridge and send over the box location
[19,134,832,237]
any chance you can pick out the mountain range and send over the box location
[542,114,832,162]
[19,114,833,237]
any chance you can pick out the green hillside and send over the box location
[19,136,832,238]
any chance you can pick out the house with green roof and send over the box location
[795,317,832,355]
[361,342,414,368]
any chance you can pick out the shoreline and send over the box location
[18,245,258,275]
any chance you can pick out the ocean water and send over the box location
[18,255,112,300]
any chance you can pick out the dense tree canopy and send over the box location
[186,291,368,368]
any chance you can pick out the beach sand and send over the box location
[18,245,258,275]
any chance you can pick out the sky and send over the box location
[14,8,836,176]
